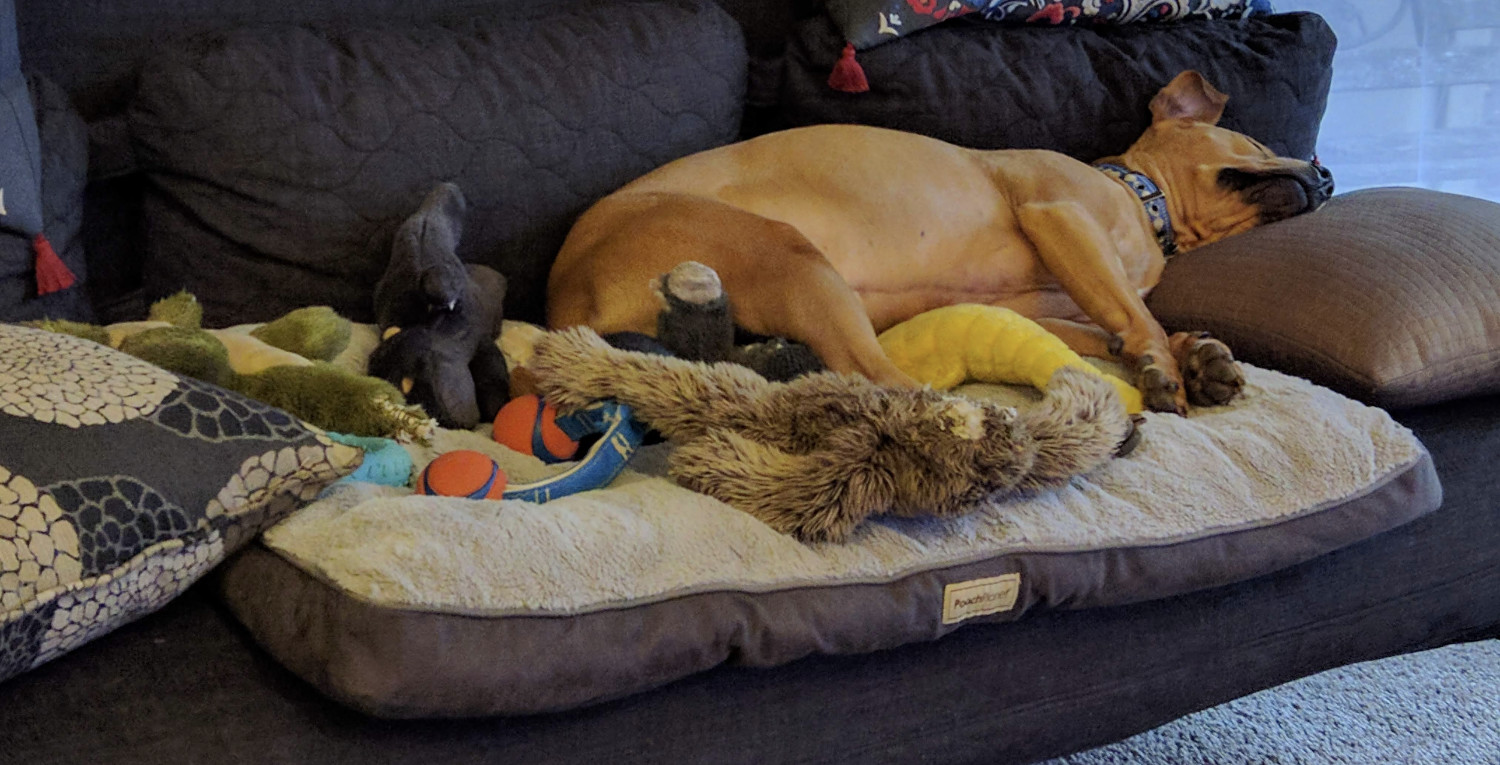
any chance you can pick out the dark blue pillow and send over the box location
[0,0,88,322]
[0,0,43,236]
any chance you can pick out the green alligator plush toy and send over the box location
[30,293,436,443]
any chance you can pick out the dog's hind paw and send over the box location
[1175,332,1244,408]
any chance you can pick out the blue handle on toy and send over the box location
[501,400,645,503]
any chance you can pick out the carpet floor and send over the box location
[1045,639,1500,764]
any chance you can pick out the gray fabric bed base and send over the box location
[220,450,1438,718]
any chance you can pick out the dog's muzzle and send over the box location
[1309,156,1335,207]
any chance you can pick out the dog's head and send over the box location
[1114,71,1334,251]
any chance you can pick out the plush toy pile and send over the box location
[529,325,1133,543]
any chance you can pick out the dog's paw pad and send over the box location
[1138,361,1184,415]
[1179,336,1244,407]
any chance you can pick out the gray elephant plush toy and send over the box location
[368,182,510,430]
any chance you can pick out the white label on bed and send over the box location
[942,573,1020,625]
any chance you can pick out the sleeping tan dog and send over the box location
[546,71,1334,413]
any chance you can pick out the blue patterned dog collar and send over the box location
[1093,163,1178,258]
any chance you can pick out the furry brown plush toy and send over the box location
[529,327,1134,543]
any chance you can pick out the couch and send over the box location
[3,0,1499,762]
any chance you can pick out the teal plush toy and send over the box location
[325,432,415,487]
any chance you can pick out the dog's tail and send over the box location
[529,326,774,442]
[1017,366,1134,492]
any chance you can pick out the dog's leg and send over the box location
[1038,319,1243,410]
[1037,314,1244,409]
[683,221,918,388]
[549,195,917,388]
[1015,201,1186,413]
[1033,318,1121,360]
[756,263,921,388]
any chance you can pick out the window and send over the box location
[1282,0,1500,201]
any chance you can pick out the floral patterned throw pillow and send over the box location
[828,0,1275,52]
[0,324,360,683]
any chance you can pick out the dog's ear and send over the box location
[1149,71,1228,126]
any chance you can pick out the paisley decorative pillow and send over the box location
[0,324,361,683]
[827,0,1275,51]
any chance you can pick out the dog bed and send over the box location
[219,362,1437,719]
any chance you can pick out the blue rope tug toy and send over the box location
[500,400,646,502]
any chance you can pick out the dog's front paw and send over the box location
[1174,332,1244,407]
[1137,354,1185,415]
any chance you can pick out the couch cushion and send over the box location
[127,0,747,327]
[770,11,1334,162]
[0,324,360,683]
[1147,187,1500,409]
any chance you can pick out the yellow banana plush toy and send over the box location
[878,304,1144,414]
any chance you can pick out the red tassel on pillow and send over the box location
[828,43,869,94]
[33,233,76,295]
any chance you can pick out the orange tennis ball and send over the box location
[416,450,508,499]
[492,394,579,463]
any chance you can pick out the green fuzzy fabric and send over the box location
[237,363,430,439]
[22,319,111,347]
[119,327,233,387]
[27,298,434,442]
[250,306,352,362]
[148,291,204,329]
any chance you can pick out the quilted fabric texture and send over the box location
[0,75,90,323]
[0,324,360,683]
[128,0,746,327]
[827,0,1272,52]
[773,12,1334,162]
[1147,187,1500,409]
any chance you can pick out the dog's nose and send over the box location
[1311,158,1334,200]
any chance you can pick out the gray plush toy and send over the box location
[367,183,510,430]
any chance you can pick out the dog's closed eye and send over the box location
[1218,168,1311,223]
